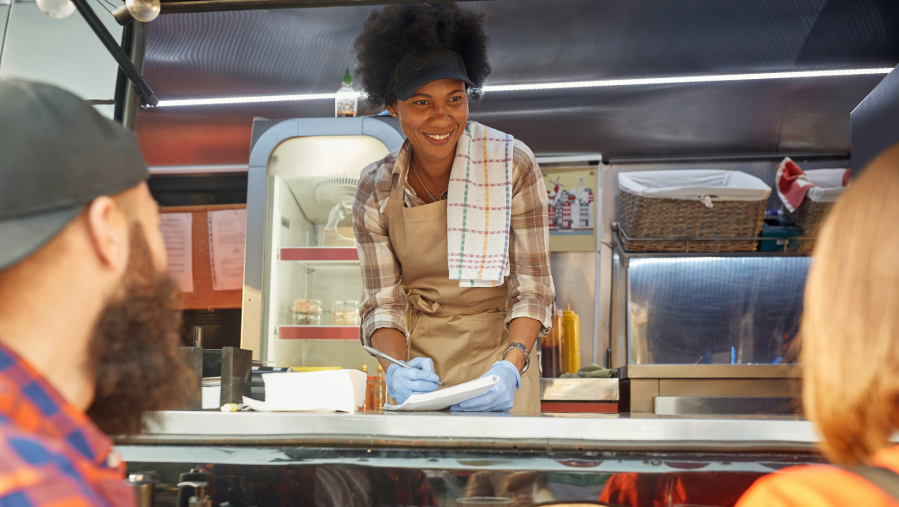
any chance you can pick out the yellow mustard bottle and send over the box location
[563,303,581,373]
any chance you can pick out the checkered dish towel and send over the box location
[447,122,513,288]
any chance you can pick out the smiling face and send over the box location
[386,78,469,167]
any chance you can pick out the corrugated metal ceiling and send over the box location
[136,0,899,165]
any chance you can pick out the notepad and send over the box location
[383,375,499,412]
[242,369,367,413]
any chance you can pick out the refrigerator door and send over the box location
[242,117,404,366]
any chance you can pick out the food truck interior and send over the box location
[136,0,899,416]
[3,0,899,505]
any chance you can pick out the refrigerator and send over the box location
[240,116,405,371]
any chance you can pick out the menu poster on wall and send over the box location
[208,209,247,291]
[543,167,598,252]
[159,213,194,292]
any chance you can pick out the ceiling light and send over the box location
[155,68,894,107]
[113,0,161,24]
[157,93,340,107]
[36,0,76,18]
[482,68,894,92]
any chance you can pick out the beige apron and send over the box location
[385,180,540,414]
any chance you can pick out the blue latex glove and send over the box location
[386,357,441,405]
[451,360,520,412]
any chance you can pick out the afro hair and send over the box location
[352,3,491,107]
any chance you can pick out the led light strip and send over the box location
[482,68,894,92]
[157,92,339,107]
[155,68,894,107]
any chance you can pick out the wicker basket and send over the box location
[618,190,766,253]
[784,199,835,253]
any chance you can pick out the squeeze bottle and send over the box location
[541,309,565,378]
[563,304,581,373]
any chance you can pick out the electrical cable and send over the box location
[96,2,113,15]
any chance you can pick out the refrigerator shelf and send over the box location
[280,247,359,262]
[278,326,360,341]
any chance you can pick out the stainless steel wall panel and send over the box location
[627,256,810,366]
[622,378,659,414]
[550,251,596,365]
[778,74,886,154]
[655,396,800,416]
[851,66,899,178]
[658,379,802,398]
[625,378,801,415]
[623,364,802,379]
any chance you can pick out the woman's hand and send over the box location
[451,360,520,412]
[386,357,441,405]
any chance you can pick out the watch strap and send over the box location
[503,342,530,374]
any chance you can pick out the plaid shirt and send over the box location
[354,138,555,345]
[0,343,134,507]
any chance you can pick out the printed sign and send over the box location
[543,167,598,252]
[159,213,194,292]
[208,209,247,291]
[548,176,595,235]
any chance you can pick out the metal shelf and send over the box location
[278,326,359,340]
[612,227,810,259]
[280,247,359,262]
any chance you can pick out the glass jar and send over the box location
[293,299,322,325]
[332,300,360,326]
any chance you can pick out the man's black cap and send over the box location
[0,80,149,271]
[386,49,474,102]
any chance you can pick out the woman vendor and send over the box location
[352,3,554,413]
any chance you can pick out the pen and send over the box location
[362,345,446,387]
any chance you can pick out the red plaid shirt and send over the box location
[0,342,135,507]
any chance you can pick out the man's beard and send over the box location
[86,224,193,435]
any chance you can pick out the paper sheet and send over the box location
[202,385,221,410]
[242,370,367,413]
[383,375,499,411]
[208,209,247,291]
[159,213,193,292]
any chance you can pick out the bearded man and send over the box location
[0,80,192,506]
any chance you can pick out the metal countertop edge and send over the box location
[122,412,819,453]
[113,434,820,454]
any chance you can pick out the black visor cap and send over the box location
[389,50,474,102]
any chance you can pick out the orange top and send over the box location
[737,446,899,507]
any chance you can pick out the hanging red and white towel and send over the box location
[775,157,850,212]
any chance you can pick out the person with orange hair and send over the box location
[736,143,899,506]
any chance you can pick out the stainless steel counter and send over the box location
[119,411,816,453]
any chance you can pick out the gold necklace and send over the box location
[410,159,439,203]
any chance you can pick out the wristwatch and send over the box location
[503,342,530,374]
